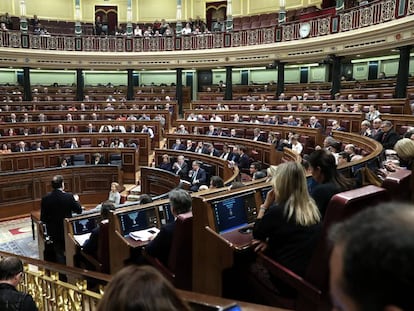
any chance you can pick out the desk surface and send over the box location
[221,227,254,251]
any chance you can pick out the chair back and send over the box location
[382,169,411,202]
[167,211,193,290]
[299,185,389,311]
[96,222,110,273]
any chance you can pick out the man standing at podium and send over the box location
[41,175,82,264]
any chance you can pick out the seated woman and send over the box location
[253,162,321,279]
[158,154,172,172]
[108,182,121,206]
[97,265,190,311]
[308,149,355,217]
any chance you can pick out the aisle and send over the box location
[0,217,39,259]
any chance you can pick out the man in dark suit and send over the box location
[40,175,83,264]
[189,161,207,192]
[172,155,189,180]
[220,144,234,161]
[144,189,192,266]
[171,139,185,151]
[185,140,195,152]
[252,128,266,142]
[376,120,400,150]
[204,143,221,157]
[14,141,29,152]
[238,146,251,170]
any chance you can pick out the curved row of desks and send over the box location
[190,98,410,114]
[0,132,149,167]
[0,120,162,149]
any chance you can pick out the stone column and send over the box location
[395,45,411,99]
[23,67,32,101]
[126,0,133,36]
[330,55,341,99]
[226,0,233,32]
[224,66,233,100]
[74,0,82,36]
[276,62,285,98]
[176,68,183,116]
[76,69,84,101]
[176,0,183,36]
[278,0,286,25]
[19,0,28,33]
[127,69,135,100]
[336,0,345,13]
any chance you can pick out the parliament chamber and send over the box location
[1,0,414,310]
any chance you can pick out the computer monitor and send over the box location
[211,191,256,234]
[72,217,98,235]
[118,208,158,236]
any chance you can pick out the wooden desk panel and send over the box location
[0,147,140,183]
[0,165,120,219]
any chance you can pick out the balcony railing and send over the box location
[0,0,409,52]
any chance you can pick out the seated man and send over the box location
[189,161,207,192]
[329,203,414,311]
[144,189,192,266]
[0,256,38,311]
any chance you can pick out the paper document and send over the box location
[73,233,91,246]
[129,227,160,241]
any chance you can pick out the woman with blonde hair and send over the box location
[394,138,414,161]
[108,182,121,205]
[253,161,321,277]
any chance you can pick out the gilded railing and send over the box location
[0,0,407,52]
[0,252,109,311]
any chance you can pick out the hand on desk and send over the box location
[252,239,268,253]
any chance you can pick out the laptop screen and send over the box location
[72,217,98,235]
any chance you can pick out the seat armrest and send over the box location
[142,249,175,283]
[258,252,321,303]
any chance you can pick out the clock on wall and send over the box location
[299,22,311,38]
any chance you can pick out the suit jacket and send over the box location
[159,162,172,172]
[376,130,400,149]
[172,143,185,151]
[40,189,82,247]
[238,153,250,169]
[172,162,189,179]
[220,151,234,161]
[253,134,266,142]
[190,168,207,191]
[145,221,175,267]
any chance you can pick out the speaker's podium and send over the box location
[192,184,269,296]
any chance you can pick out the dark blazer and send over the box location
[172,161,189,179]
[0,283,38,311]
[220,151,234,161]
[253,134,266,142]
[238,153,250,170]
[172,143,185,151]
[376,129,400,149]
[40,189,82,247]
[159,162,173,172]
[229,153,240,163]
[145,221,175,267]
[185,145,195,152]
[190,168,207,191]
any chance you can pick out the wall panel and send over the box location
[31,70,76,86]
[26,0,74,21]
[84,71,127,86]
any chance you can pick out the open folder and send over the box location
[129,227,160,241]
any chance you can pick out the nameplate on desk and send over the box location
[73,233,91,246]
[129,227,160,241]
